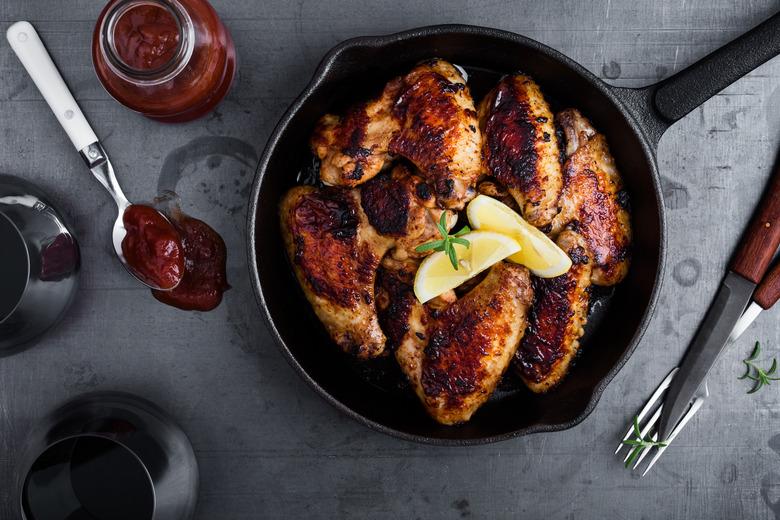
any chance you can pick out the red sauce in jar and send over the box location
[121,204,184,289]
[151,213,229,311]
[112,4,180,71]
[93,0,236,122]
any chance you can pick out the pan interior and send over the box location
[253,30,662,442]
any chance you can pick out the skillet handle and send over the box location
[611,12,780,146]
[730,157,780,284]
[754,262,780,310]
[653,12,780,124]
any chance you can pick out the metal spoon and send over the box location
[6,21,179,291]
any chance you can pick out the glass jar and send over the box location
[92,0,237,123]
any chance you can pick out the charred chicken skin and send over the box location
[478,74,563,227]
[552,108,631,286]
[360,163,456,260]
[311,81,402,187]
[281,165,456,359]
[388,59,482,209]
[280,186,393,358]
[384,262,534,425]
[311,59,481,209]
[514,230,592,392]
[513,109,631,391]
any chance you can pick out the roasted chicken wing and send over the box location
[312,59,481,209]
[389,59,482,209]
[360,164,456,260]
[514,231,592,393]
[552,109,631,286]
[479,74,563,227]
[311,81,402,187]
[280,186,392,358]
[387,262,534,425]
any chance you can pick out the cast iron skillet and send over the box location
[248,14,780,444]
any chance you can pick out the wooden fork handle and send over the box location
[730,161,780,284]
[753,261,780,310]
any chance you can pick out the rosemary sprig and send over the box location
[738,341,780,394]
[621,416,668,468]
[415,212,471,270]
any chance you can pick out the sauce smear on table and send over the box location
[152,212,229,311]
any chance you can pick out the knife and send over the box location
[658,161,780,441]
[728,261,780,345]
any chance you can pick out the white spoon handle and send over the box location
[6,21,98,151]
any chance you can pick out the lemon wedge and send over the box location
[466,194,572,278]
[413,231,521,303]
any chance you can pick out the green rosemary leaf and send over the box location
[739,341,780,394]
[447,245,458,270]
[415,239,445,253]
[454,225,471,236]
[749,341,761,361]
[419,211,472,270]
[450,236,471,248]
[436,212,448,237]
[625,445,644,468]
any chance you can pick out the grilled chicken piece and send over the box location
[360,164,456,260]
[375,257,424,352]
[389,59,482,209]
[384,262,534,425]
[280,186,392,358]
[477,179,521,213]
[514,231,592,393]
[311,82,402,187]
[312,59,481,208]
[478,74,563,227]
[552,109,631,286]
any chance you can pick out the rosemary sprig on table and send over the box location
[738,341,780,394]
[415,212,471,270]
[621,416,668,468]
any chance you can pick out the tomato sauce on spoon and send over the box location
[121,204,184,290]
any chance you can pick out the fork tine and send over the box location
[615,368,679,454]
[632,431,657,469]
[640,396,705,477]
[622,405,662,463]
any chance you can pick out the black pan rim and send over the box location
[246,23,667,445]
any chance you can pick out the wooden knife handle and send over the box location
[754,262,780,309]
[730,162,780,283]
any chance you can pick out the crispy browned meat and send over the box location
[311,59,482,209]
[552,109,631,286]
[478,74,562,227]
[389,59,482,209]
[360,163,456,259]
[311,81,402,187]
[280,186,392,358]
[477,179,522,213]
[389,262,534,425]
[514,230,592,393]
[375,258,421,351]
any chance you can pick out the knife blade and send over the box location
[727,301,763,345]
[657,271,755,440]
[725,260,780,350]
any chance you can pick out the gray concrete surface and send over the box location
[1,1,780,518]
